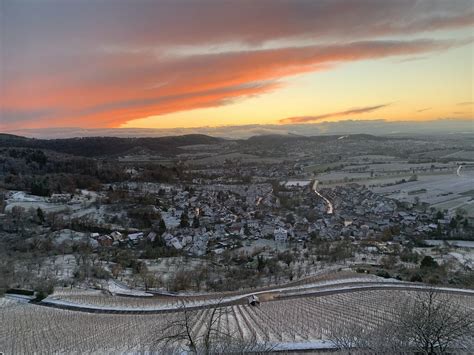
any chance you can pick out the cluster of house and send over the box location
[313,184,456,240]
[16,178,457,257]
[87,181,462,256]
[92,231,154,247]
[187,163,297,182]
[3,161,466,261]
[162,230,210,256]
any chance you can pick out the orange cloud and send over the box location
[1,38,461,130]
[11,82,280,129]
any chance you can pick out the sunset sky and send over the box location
[1,0,473,132]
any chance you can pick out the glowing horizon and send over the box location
[1,0,473,132]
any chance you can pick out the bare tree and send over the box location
[155,300,273,354]
[329,321,373,354]
[363,320,412,355]
[329,290,473,355]
[394,290,473,354]
[155,301,200,353]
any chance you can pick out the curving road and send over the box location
[312,180,333,214]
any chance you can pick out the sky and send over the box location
[1,0,473,133]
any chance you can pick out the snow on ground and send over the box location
[4,294,35,303]
[160,211,181,228]
[51,230,89,246]
[280,283,474,299]
[107,280,153,297]
[4,288,472,354]
[425,240,474,248]
[5,200,70,213]
[271,340,337,351]
[5,191,91,214]
[370,173,474,213]
[0,297,19,307]
[8,191,46,202]
[41,279,474,312]
[53,287,103,297]
[449,252,474,268]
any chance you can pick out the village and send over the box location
[0,132,473,296]
[1,172,470,270]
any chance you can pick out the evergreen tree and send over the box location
[420,255,438,269]
[180,212,189,228]
[158,219,167,235]
[36,207,45,223]
[192,215,200,228]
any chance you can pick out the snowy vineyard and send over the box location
[40,275,408,311]
[1,289,473,353]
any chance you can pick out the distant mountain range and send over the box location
[2,119,472,140]
[0,132,395,158]
[1,127,472,158]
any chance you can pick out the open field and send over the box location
[184,152,285,165]
[441,150,474,160]
[318,166,458,185]
[369,172,474,216]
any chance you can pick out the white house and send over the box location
[274,227,288,242]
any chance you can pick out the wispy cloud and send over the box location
[416,107,431,113]
[398,56,429,63]
[280,104,391,124]
[456,101,473,106]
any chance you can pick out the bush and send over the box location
[92,265,111,279]
[400,248,419,263]
[376,270,391,278]
[420,255,438,269]
[34,283,54,301]
[427,274,441,284]
[35,290,48,301]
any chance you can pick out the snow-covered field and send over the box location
[1,288,472,354]
[370,173,474,213]
[107,280,153,297]
[425,240,474,248]
[449,252,474,268]
[38,276,474,313]
[43,275,392,311]
[362,170,474,219]
[4,190,100,215]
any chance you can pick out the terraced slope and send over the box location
[2,287,472,353]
